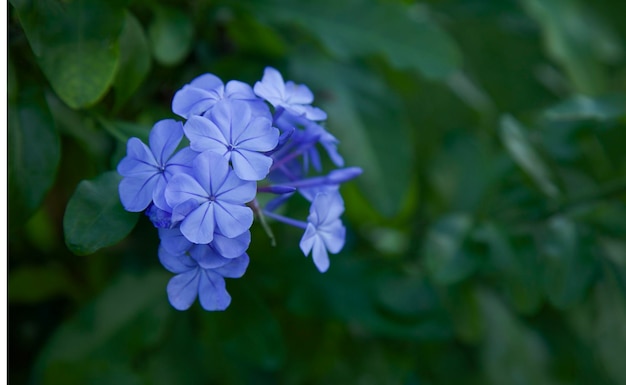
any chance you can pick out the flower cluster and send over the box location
[117,67,361,311]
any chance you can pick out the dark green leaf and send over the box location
[292,59,415,217]
[63,171,139,255]
[423,214,476,285]
[521,0,621,94]
[8,88,60,227]
[479,290,554,385]
[500,115,560,198]
[246,0,461,79]
[32,271,170,384]
[544,94,626,121]
[13,0,125,108]
[148,6,193,66]
[113,11,152,108]
[541,217,598,309]
[9,264,74,303]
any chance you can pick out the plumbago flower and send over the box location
[117,66,362,311]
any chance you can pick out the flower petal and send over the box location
[189,244,230,269]
[284,81,314,105]
[231,149,273,181]
[118,174,160,212]
[158,227,192,256]
[212,231,251,259]
[184,116,228,154]
[149,119,184,165]
[214,253,249,278]
[180,202,215,244]
[224,80,256,100]
[172,86,220,119]
[299,223,317,256]
[311,237,330,273]
[167,269,200,310]
[235,118,279,151]
[214,202,253,238]
[190,73,224,90]
[198,270,231,311]
[158,245,197,273]
[215,172,257,204]
[165,173,207,209]
[117,138,157,177]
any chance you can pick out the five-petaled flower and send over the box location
[117,67,361,311]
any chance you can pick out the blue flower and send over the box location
[254,67,327,121]
[172,73,267,119]
[159,245,249,311]
[164,151,256,244]
[117,119,196,212]
[299,191,346,272]
[184,101,280,181]
[159,226,251,259]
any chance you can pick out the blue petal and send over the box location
[235,118,279,151]
[190,73,224,90]
[212,231,251,259]
[215,172,256,204]
[198,270,231,311]
[184,116,227,154]
[171,199,200,224]
[158,245,197,273]
[167,269,201,310]
[299,223,317,256]
[164,173,207,209]
[193,151,229,195]
[189,244,230,269]
[172,86,219,119]
[311,237,330,273]
[284,81,314,105]
[224,80,256,100]
[180,202,215,244]
[231,149,273,181]
[118,174,160,212]
[214,253,250,278]
[158,227,192,256]
[149,119,184,165]
[214,202,253,238]
[117,138,157,177]
[320,220,346,254]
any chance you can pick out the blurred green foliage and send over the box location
[8,0,626,384]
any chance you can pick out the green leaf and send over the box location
[148,6,194,66]
[113,11,151,109]
[541,216,598,309]
[477,223,543,314]
[9,264,74,303]
[499,115,560,198]
[32,271,170,384]
[521,0,622,94]
[63,171,139,255]
[544,94,626,122]
[292,59,415,217]
[423,214,476,285]
[8,57,18,102]
[13,0,125,108]
[246,0,461,79]
[8,88,60,227]
[479,290,554,385]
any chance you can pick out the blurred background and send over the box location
[8,0,626,384]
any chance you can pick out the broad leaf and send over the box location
[500,115,560,198]
[8,88,60,227]
[148,6,194,66]
[13,0,125,108]
[423,214,476,285]
[245,0,461,79]
[292,59,415,217]
[114,12,152,108]
[32,271,170,384]
[64,171,139,255]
